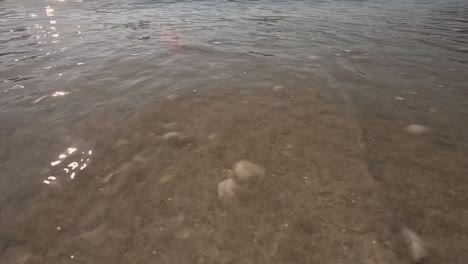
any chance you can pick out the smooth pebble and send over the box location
[162,132,184,141]
[166,94,179,101]
[272,85,284,91]
[406,124,428,135]
[217,178,238,199]
[234,160,265,181]
[159,174,175,184]
[402,227,427,263]
[208,134,219,141]
[175,228,192,239]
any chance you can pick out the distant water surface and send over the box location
[1,0,467,263]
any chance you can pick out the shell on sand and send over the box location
[402,227,427,263]
[217,178,238,199]
[234,160,265,181]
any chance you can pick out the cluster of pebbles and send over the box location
[217,160,265,199]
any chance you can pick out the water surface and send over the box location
[1,0,468,263]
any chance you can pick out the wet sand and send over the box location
[1,83,467,263]
[1,0,468,263]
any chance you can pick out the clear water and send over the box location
[1,0,467,263]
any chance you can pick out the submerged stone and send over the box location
[234,160,265,181]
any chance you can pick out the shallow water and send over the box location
[1,0,468,263]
